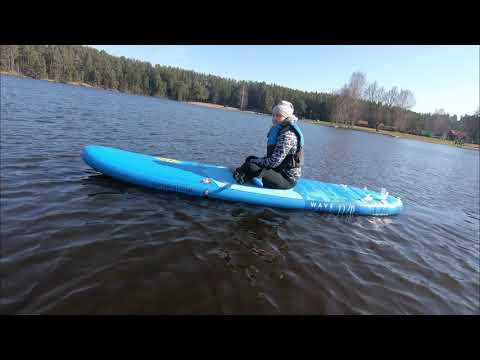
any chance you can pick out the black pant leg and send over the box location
[242,161,295,189]
[244,161,264,178]
[261,169,295,189]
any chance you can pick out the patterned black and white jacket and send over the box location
[251,127,302,182]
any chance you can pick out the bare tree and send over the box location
[376,86,387,105]
[385,87,399,107]
[348,72,367,99]
[396,89,416,109]
[331,85,352,124]
[0,45,18,72]
[394,89,416,130]
[332,73,417,132]
[362,82,375,128]
[345,72,366,126]
[426,109,450,136]
[363,81,378,103]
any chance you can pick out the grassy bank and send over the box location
[186,101,239,112]
[1,70,28,78]
[304,120,480,151]
[44,78,96,88]
[187,101,266,115]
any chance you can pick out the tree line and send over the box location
[1,45,478,143]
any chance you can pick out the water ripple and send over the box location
[2,74,479,314]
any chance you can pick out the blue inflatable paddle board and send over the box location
[82,145,403,216]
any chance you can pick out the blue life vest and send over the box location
[266,123,304,169]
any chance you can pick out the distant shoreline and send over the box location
[303,120,480,151]
[2,72,478,151]
[44,78,96,88]
[186,101,240,112]
[187,101,479,150]
[1,71,112,91]
[186,101,266,116]
[1,70,28,78]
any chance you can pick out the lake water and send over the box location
[1,74,479,314]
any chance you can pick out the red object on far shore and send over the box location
[448,129,465,138]
[356,120,369,128]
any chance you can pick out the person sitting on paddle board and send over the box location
[233,100,304,189]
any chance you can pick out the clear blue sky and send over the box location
[90,45,479,117]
